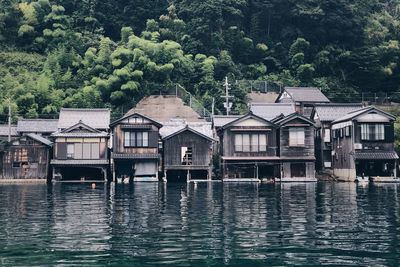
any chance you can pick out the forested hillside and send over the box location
[1,0,400,120]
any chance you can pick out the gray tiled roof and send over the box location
[58,108,110,130]
[26,133,52,146]
[0,125,17,136]
[17,119,58,133]
[355,151,399,160]
[314,103,364,122]
[332,106,395,124]
[51,159,109,165]
[284,87,330,103]
[160,119,213,139]
[213,115,241,128]
[250,103,295,120]
[51,132,109,138]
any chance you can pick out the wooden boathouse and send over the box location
[110,112,162,182]
[1,133,52,179]
[273,113,317,182]
[217,112,280,181]
[331,106,398,182]
[161,123,214,182]
[50,108,110,181]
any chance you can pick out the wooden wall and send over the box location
[280,121,314,158]
[113,124,159,154]
[2,145,49,179]
[164,131,212,167]
[221,126,277,157]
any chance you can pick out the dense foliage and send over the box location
[1,0,400,120]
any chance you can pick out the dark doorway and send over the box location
[356,160,395,177]
[291,163,306,177]
[166,170,188,183]
[259,164,279,179]
[60,167,104,181]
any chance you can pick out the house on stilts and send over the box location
[330,106,399,182]
[50,108,110,181]
[110,112,162,182]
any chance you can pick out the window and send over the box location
[345,126,351,137]
[289,127,305,146]
[361,124,384,141]
[67,144,74,159]
[70,143,100,159]
[323,128,331,143]
[235,134,268,152]
[124,131,149,147]
[181,147,193,165]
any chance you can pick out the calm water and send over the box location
[0,182,399,266]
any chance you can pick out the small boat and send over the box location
[355,176,369,184]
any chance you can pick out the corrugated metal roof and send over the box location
[17,119,58,133]
[0,125,17,136]
[112,153,159,159]
[213,115,241,128]
[26,133,52,146]
[355,151,399,160]
[58,108,110,130]
[314,103,364,121]
[250,103,295,120]
[284,87,330,103]
[160,119,213,139]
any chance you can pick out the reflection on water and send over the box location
[0,182,399,266]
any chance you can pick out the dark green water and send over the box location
[0,182,399,266]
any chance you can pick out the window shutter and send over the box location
[57,143,67,159]
[149,131,159,147]
[385,124,394,142]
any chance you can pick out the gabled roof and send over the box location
[246,92,279,103]
[250,103,295,120]
[221,112,277,130]
[0,125,17,136]
[110,112,162,128]
[26,133,52,146]
[277,87,330,103]
[52,121,109,137]
[312,103,364,122]
[17,119,58,133]
[274,112,316,127]
[332,106,396,124]
[163,125,215,142]
[58,108,110,130]
[213,115,241,128]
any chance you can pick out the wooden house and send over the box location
[217,112,280,181]
[311,103,363,172]
[161,122,214,182]
[110,112,162,182]
[50,108,111,181]
[1,133,52,179]
[273,113,317,182]
[331,106,398,182]
[276,87,330,117]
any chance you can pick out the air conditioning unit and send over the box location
[354,143,362,150]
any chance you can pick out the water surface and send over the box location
[0,182,399,266]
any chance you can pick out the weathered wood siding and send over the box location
[280,120,314,158]
[164,131,212,167]
[331,125,354,169]
[221,127,277,157]
[2,145,49,179]
[113,124,159,154]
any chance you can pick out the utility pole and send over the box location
[211,97,215,117]
[8,102,11,142]
[221,76,233,115]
